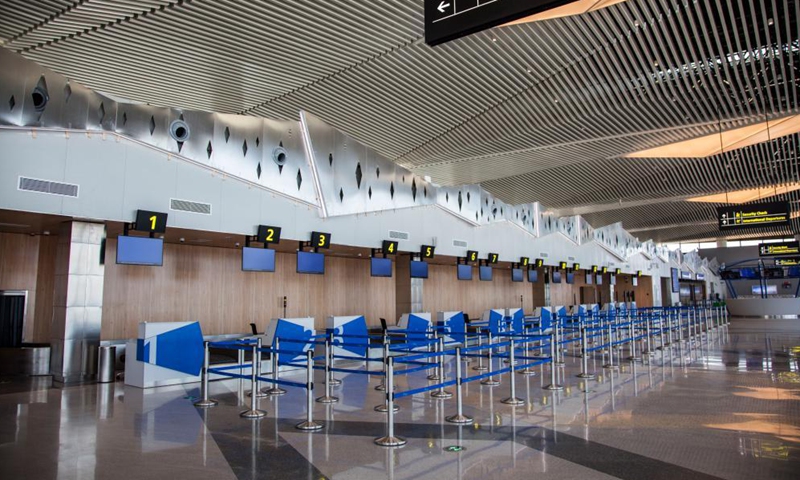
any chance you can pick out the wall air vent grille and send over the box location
[453,239,468,248]
[18,176,79,197]
[388,230,410,241]
[170,198,212,215]
[540,253,549,258]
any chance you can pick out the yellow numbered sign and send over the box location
[135,210,168,234]
[311,231,331,249]
[257,225,282,244]
[422,245,435,259]
[382,240,398,254]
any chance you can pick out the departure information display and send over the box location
[775,257,800,266]
[717,201,791,230]
[425,0,575,46]
[758,241,800,257]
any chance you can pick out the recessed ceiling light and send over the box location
[501,0,629,25]
[625,114,800,158]
[687,184,800,204]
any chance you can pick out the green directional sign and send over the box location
[444,445,466,453]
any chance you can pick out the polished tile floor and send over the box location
[1,317,799,479]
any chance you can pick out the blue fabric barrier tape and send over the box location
[394,379,459,399]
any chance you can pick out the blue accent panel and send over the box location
[136,339,150,363]
[439,312,466,343]
[540,309,552,331]
[339,316,368,357]
[511,309,523,333]
[406,314,429,347]
[275,319,313,364]
[488,310,505,335]
[556,306,567,319]
[618,303,627,315]
[154,323,204,376]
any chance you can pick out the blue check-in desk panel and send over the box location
[264,317,316,366]
[125,322,204,388]
[326,315,368,358]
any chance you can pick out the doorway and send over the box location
[0,291,27,348]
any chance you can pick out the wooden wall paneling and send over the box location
[33,236,57,342]
[101,240,396,340]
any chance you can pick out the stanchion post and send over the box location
[603,321,617,370]
[375,357,406,447]
[264,338,286,396]
[240,343,267,418]
[431,337,452,399]
[543,333,563,391]
[327,331,341,386]
[446,348,473,424]
[577,327,595,379]
[501,339,524,405]
[376,339,390,391]
[473,332,487,371]
[194,341,219,408]
[481,332,500,386]
[317,335,339,404]
[297,350,324,431]
[427,331,441,381]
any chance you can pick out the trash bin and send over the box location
[98,345,116,383]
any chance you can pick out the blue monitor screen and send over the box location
[551,271,562,283]
[297,251,325,274]
[566,272,575,284]
[632,276,638,287]
[528,269,538,283]
[370,257,393,277]
[479,266,493,281]
[511,268,523,282]
[740,268,759,279]
[242,247,276,272]
[116,236,163,266]
[789,267,800,277]
[457,264,472,281]
[410,260,429,279]
[585,273,593,285]
[596,274,603,285]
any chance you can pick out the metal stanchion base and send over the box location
[576,373,595,379]
[296,420,324,431]
[518,368,537,376]
[554,361,565,366]
[543,384,564,391]
[427,374,441,381]
[375,435,407,447]
[316,395,339,404]
[446,414,474,424]
[326,378,342,386]
[472,365,488,372]
[431,390,453,399]
[194,399,218,408]
[626,357,642,363]
[240,409,267,419]
[375,384,395,392]
[500,396,524,405]
[503,359,519,365]
[480,379,500,386]
[602,364,619,370]
[250,389,270,398]
[375,403,400,413]
[264,387,287,396]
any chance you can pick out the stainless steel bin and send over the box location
[98,345,116,383]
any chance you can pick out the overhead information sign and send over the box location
[717,201,791,230]
[759,241,800,257]
[775,257,800,266]
[425,0,575,46]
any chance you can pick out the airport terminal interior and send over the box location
[0,1,799,479]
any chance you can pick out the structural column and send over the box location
[50,221,105,385]
[395,255,423,318]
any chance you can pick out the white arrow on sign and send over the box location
[438,2,451,13]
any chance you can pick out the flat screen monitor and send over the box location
[632,277,638,287]
[552,271,562,284]
[609,274,616,285]
[116,236,163,266]
[297,251,325,274]
[566,272,575,284]
[370,257,392,277]
[511,268,523,282]
[457,264,472,281]
[596,274,603,285]
[528,269,538,283]
[242,247,276,272]
[740,268,759,279]
[585,273,593,285]
[410,260,429,279]
[479,266,493,281]
[670,267,680,293]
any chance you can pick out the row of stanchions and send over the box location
[193,305,729,446]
